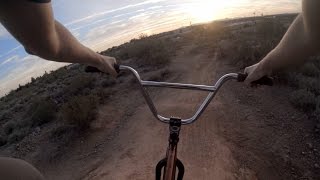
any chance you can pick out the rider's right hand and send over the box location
[96,55,118,77]
[244,60,272,85]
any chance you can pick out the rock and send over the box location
[307,143,313,149]
[315,163,320,169]
[302,151,306,155]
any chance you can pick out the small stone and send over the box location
[302,151,306,155]
[307,143,313,149]
[315,163,320,169]
[313,148,318,152]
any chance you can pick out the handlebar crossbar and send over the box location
[120,65,239,125]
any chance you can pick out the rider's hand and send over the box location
[96,55,118,77]
[244,60,271,85]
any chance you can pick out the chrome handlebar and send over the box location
[119,65,240,125]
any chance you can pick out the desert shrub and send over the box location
[301,62,320,77]
[60,95,99,130]
[0,134,7,146]
[189,22,230,48]
[91,88,110,103]
[0,111,13,121]
[290,89,317,112]
[7,128,29,144]
[101,78,116,87]
[3,121,17,135]
[121,37,171,66]
[66,75,96,96]
[298,77,320,95]
[27,98,57,127]
[256,18,286,40]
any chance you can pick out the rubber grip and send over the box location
[237,73,273,86]
[85,64,120,74]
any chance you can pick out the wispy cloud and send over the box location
[0,55,66,96]
[0,45,22,58]
[65,0,167,27]
[0,55,19,66]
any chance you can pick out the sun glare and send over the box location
[187,0,233,23]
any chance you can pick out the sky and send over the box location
[0,0,300,97]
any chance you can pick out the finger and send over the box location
[244,67,250,74]
[244,73,261,85]
[109,66,118,77]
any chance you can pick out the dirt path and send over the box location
[75,46,256,180]
[42,43,316,180]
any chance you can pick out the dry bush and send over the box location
[7,128,29,144]
[301,62,320,77]
[127,38,170,66]
[115,35,173,66]
[290,89,317,112]
[27,98,57,127]
[65,75,96,96]
[60,95,99,130]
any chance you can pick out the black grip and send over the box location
[237,73,273,86]
[85,66,101,73]
[85,64,120,74]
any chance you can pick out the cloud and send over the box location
[0,55,19,66]
[0,55,67,97]
[65,0,167,27]
[0,45,22,59]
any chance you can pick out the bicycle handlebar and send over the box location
[85,65,272,125]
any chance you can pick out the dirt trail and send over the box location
[80,46,253,180]
[42,46,257,180]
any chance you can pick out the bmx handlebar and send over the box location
[85,64,272,125]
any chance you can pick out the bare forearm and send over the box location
[0,1,117,76]
[260,15,314,73]
[49,21,103,67]
[261,0,320,73]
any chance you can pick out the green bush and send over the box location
[290,89,317,112]
[60,95,99,130]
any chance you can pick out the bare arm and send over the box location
[0,1,117,76]
[245,0,320,83]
